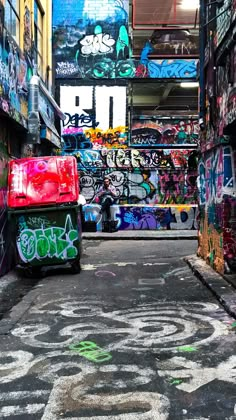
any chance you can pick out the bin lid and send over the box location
[7,155,79,208]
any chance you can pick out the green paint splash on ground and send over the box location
[177,345,198,352]
[231,322,236,329]
[69,340,112,363]
[170,378,183,385]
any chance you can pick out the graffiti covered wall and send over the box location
[53,0,198,80]
[0,122,13,276]
[55,1,199,231]
[131,118,199,147]
[133,29,199,58]
[61,144,199,230]
[200,2,236,273]
[60,84,128,148]
[83,204,198,231]
[53,0,131,79]
[0,30,32,126]
[63,148,198,205]
[198,146,236,273]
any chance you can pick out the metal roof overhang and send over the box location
[39,110,61,148]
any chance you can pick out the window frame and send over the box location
[33,0,44,77]
[4,0,20,44]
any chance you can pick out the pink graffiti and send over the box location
[62,127,84,135]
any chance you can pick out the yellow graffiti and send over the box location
[84,126,128,148]
[198,216,224,274]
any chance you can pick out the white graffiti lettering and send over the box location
[17,215,78,262]
[80,26,115,56]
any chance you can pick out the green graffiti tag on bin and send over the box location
[17,214,78,262]
[69,341,112,363]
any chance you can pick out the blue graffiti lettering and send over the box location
[148,60,197,79]
[63,113,99,129]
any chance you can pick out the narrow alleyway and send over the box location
[0,240,236,419]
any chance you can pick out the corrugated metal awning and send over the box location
[133,0,199,27]
[39,110,61,148]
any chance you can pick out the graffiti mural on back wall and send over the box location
[149,29,199,57]
[83,204,198,231]
[53,0,198,79]
[79,168,198,205]
[64,148,198,170]
[53,0,131,78]
[131,118,199,147]
[60,85,128,148]
[55,57,198,79]
[61,147,199,205]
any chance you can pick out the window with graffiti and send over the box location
[131,118,199,147]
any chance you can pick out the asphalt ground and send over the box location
[0,239,235,419]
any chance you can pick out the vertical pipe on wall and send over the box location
[173,0,177,24]
[109,97,114,129]
[199,0,206,121]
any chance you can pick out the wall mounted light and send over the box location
[181,0,199,10]
[180,82,199,88]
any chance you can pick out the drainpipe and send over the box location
[199,0,206,123]
[27,76,40,144]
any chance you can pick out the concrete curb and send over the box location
[83,231,198,240]
[0,280,40,335]
[185,255,236,319]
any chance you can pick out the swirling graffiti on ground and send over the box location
[0,298,233,419]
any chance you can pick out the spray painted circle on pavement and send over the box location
[107,302,228,352]
[95,270,116,278]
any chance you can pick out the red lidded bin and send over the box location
[7,156,79,208]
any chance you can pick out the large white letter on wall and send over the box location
[60,85,127,135]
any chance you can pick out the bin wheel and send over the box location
[23,267,42,279]
[71,260,81,274]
